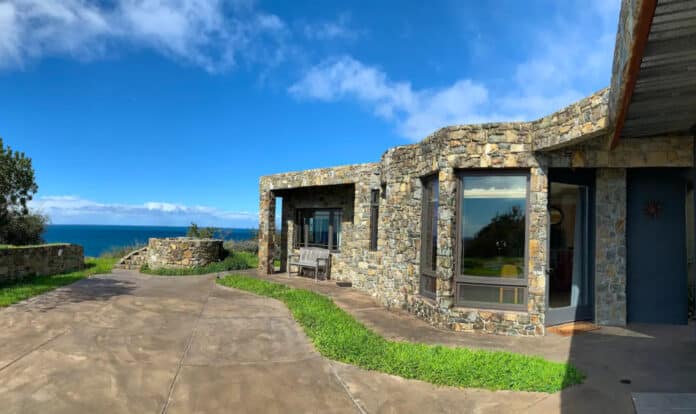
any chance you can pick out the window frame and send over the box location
[420,174,439,299]
[454,169,530,311]
[294,208,343,252]
[369,189,380,251]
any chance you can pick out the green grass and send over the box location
[217,274,584,393]
[0,257,117,307]
[140,251,258,276]
[0,243,69,250]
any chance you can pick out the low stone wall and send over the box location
[0,244,84,284]
[147,238,223,269]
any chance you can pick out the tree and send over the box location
[0,138,45,245]
[186,222,218,239]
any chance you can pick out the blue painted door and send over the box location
[627,169,688,324]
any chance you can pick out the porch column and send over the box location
[595,168,627,325]
[436,167,457,309]
[258,189,276,275]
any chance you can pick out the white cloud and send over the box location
[289,56,497,140]
[289,1,621,140]
[302,13,361,41]
[29,196,258,227]
[0,0,288,72]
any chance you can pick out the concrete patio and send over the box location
[0,269,693,413]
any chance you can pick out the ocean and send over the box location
[43,225,256,257]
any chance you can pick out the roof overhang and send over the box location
[609,0,696,148]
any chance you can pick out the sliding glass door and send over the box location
[546,169,594,326]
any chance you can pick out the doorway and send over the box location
[547,169,594,326]
[627,168,688,324]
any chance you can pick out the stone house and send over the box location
[258,0,696,335]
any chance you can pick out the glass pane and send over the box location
[549,183,587,308]
[461,175,526,278]
[296,209,342,249]
[457,283,524,305]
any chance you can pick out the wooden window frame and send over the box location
[454,170,530,311]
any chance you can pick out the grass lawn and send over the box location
[0,243,69,249]
[217,274,584,393]
[0,257,117,307]
[140,251,258,276]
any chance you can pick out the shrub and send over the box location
[186,222,218,239]
[223,238,258,254]
[140,251,258,276]
[0,213,47,245]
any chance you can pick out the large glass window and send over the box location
[457,172,528,309]
[295,209,342,251]
[420,175,439,298]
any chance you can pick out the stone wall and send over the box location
[594,169,628,325]
[259,93,694,335]
[259,163,380,276]
[377,123,549,335]
[147,238,223,270]
[0,244,84,284]
[547,135,693,169]
[532,88,609,151]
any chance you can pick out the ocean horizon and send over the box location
[43,224,257,257]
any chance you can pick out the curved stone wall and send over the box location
[147,238,223,269]
[0,244,84,284]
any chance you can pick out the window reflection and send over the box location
[460,175,526,279]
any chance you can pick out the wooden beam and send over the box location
[610,0,658,149]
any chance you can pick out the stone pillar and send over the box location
[595,168,627,325]
[258,189,276,275]
[528,166,549,334]
[436,167,457,310]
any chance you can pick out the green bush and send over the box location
[223,238,258,254]
[0,212,47,246]
[186,222,218,239]
[217,274,584,393]
[140,251,258,276]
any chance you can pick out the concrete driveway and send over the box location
[0,271,547,414]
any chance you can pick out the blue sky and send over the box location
[0,0,620,227]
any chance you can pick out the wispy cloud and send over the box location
[301,13,362,41]
[288,56,500,140]
[0,0,289,73]
[289,1,620,140]
[30,196,258,227]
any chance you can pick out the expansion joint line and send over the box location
[0,330,68,373]
[160,279,214,414]
[330,363,369,414]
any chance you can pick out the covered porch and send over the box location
[257,163,380,277]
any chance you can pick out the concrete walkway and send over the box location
[0,270,547,414]
[260,271,696,414]
[1,270,694,413]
